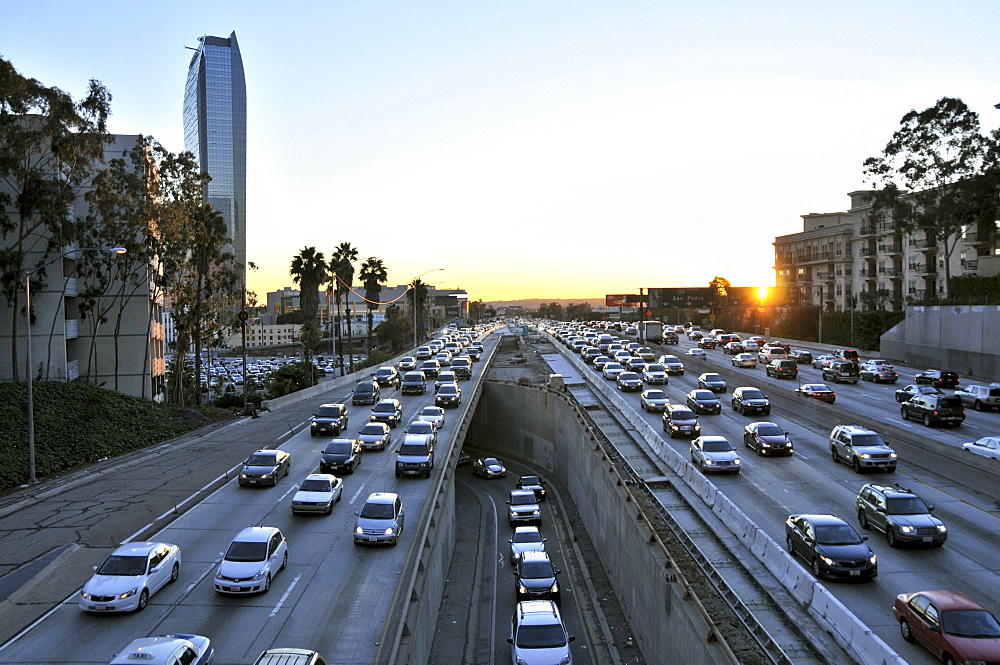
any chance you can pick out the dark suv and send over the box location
[311,403,348,436]
[900,394,965,427]
[766,359,798,379]
[662,405,701,438]
[514,551,562,604]
[370,398,403,428]
[856,483,947,547]
[374,366,401,388]
[352,380,380,406]
[731,387,771,415]
[822,361,860,384]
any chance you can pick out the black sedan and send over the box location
[616,371,643,392]
[517,475,547,501]
[743,422,793,456]
[686,389,722,415]
[239,449,291,487]
[895,384,945,403]
[784,514,877,581]
[472,457,507,479]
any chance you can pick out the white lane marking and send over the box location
[269,573,301,617]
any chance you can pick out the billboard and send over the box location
[605,294,630,307]
[647,286,773,308]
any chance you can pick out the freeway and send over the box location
[557,327,1000,665]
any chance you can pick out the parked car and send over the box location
[794,383,836,403]
[310,403,348,436]
[954,383,1000,412]
[895,384,944,403]
[353,492,405,546]
[640,389,670,412]
[731,386,771,416]
[690,435,741,474]
[743,422,793,456]
[856,483,946,547]
[829,425,897,473]
[80,541,181,612]
[784,514,877,581]
[900,394,966,427]
[214,526,287,594]
[686,389,722,414]
[291,473,343,515]
[239,449,291,487]
[697,372,727,393]
[914,369,960,388]
[473,457,507,479]
[893,590,1000,664]
[962,436,1000,460]
[662,405,701,438]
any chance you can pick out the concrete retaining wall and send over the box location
[880,305,1000,379]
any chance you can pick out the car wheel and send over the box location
[974,400,983,411]
[858,510,870,529]
[886,528,897,547]
[786,537,795,555]
[169,562,179,584]
[900,407,908,420]
[831,447,839,464]
[852,458,862,473]
[899,618,915,643]
[326,502,333,514]
[923,414,932,427]
[136,588,149,611]
[943,655,956,665]
[757,444,764,457]
[263,574,271,593]
[810,558,822,578]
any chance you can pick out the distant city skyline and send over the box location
[3,2,999,302]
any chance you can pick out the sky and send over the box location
[3,1,999,303]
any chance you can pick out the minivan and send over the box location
[352,380,380,405]
[395,433,435,478]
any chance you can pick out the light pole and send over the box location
[410,268,444,349]
[25,246,126,484]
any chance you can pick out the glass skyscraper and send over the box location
[183,31,247,285]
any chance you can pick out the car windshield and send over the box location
[409,422,433,433]
[374,404,396,413]
[646,391,667,400]
[741,390,764,399]
[300,479,332,492]
[851,434,886,447]
[482,458,500,466]
[360,424,385,435]
[224,540,267,562]
[702,440,731,452]
[672,409,695,420]
[399,442,429,455]
[511,494,537,506]
[941,609,1000,638]
[521,476,540,485]
[646,364,664,372]
[420,408,441,417]
[704,374,722,381]
[97,555,147,576]
[324,442,353,454]
[512,531,541,544]
[520,560,554,578]
[694,391,715,400]
[315,406,341,417]
[246,454,276,466]
[376,369,392,377]
[756,424,783,437]
[885,497,930,515]
[439,386,458,395]
[516,624,567,648]
[360,502,395,519]
[814,524,862,545]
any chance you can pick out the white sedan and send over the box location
[602,362,626,380]
[963,436,1000,461]
[731,353,757,368]
[291,473,344,514]
[417,406,446,429]
[686,348,707,359]
[80,541,181,612]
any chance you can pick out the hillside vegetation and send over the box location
[0,382,231,494]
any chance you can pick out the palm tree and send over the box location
[329,242,358,375]
[359,257,389,355]
[290,246,328,364]
[408,278,429,346]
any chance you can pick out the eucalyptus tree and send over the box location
[329,242,357,375]
[290,246,327,364]
[359,256,388,354]
[0,57,113,380]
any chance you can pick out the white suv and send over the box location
[954,384,1000,412]
[508,600,574,664]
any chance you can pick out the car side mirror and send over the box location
[928,505,935,511]
[876,506,886,513]
[929,624,940,633]
[803,536,814,546]
[568,635,577,642]
[861,535,869,542]
[507,638,514,644]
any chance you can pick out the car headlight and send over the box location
[733,459,741,465]
[81,591,90,599]
[252,569,267,581]
[703,459,714,465]
[260,473,272,478]
[819,556,835,566]
[671,425,680,430]
[869,554,878,564]
[384,527,395,535]
[355,526,364,535]
[899,525,915,534]
[119,587,139,599]
[889,453,898,459]
[240,472,248,478]
[936,525,947,533]
[858,453,871,459]
[550,582,559,593]
[531,510,540,516]
[215,567,224,579]
[518,584,528,594]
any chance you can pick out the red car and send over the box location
[893,590,1000,664]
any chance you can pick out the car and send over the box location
[636,346,656,361]
[686,348,707,359]
[860,363,899,384]
[417,405,446,429]
[398,356,417,371]
[291,473,343,515]
[743,422,793,456]
[812,354,837,369]
[732,353,757,368]
[895,383,945,403]
[509,526,546,565]
[662,405,700,438]
[742,339,759,352]
[373,366,401,388]
[856,483,947,547]
[954,383,1000,412]
[687,330,704,340]
[893,590,1000,664]
[451,357,473,379]
[624,357,647,373]
[642,363,669,384]
[357,422,392,450]
[616,371,643,392]
[352,380,380,405]
[766,358,799,379]
[900,394,966,427]
[415,346,432,359]
[473,456,507,478]
[394,433,435,477]
[508,489,542,526]
[508,600,575,665]
[640,389,670,412]
[697,372,727,393]
[239,449,291,487]
[435,382,462,407]
[403,419,438,446]
[401,370,428,395]
[794,383,837,403]
[829,424,898,473]
[784,514,877,581]
[832,348,860,362]
[369,398,403,428]
[435,370,458,390]
[962,436,1000,460]
[731,386,771,416]
[686,389,721,414]
[690,435,741,474]
[354,492,405,546]
[602,362,625,380]
[419,359,441,378]
[310,403,348,436]
[214,526,287,594]
[434,351,452,367]
[915,369,960,388]
[517,475,547,501]
[721,341,742,355]
[663,331,679,344]
[592,355,613,371]
[79,541,181,612]
[514,550,562,604]
[791,350,813,363]
[822,360,860,384]
[657,354,685,375]
[110,634,214,665]
[320,438,362,474]
[466,347,482,361]
[697,337,717,349]
[253,648,328,665]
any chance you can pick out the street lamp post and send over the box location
[25,246,126,484]
[410,268,444,349]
